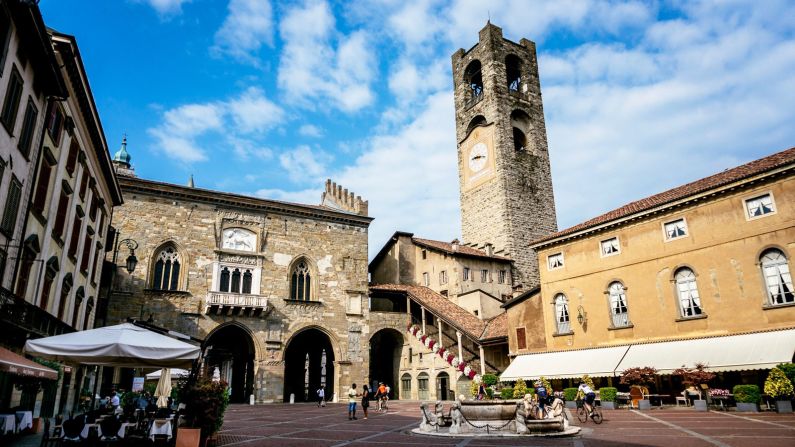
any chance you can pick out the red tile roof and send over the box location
[412,237,512,262]
[481,312,508,341]
[369,284,508,341]
[533,146,795,247]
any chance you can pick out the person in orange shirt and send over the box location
[376,383,387,411]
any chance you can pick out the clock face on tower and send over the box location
[468,143,488,172]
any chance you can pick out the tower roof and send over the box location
[113,135,131,167]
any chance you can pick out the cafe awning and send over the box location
[615,329,795,374]
[0,346,58,380]
[500,345,630,381]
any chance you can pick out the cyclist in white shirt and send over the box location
[577,382,596,416]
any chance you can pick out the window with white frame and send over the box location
[481,269,489,282]
[219,266,254,294]
[554,293,570,333]
[548,253,563,270]
[440,270,448,285]
[608,282,630,327]
[745,193,775,218]
[760,249,794,305]
[498,270,507,284]
[600,237,620,257]
[675,268,703,318]
[463,267,470,281]
[664,218,688,240]
[422,272,429,286]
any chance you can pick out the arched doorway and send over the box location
[283,328,334,402]
[436,371,450,400]
[369,329,403,399]
[205,324,255,404]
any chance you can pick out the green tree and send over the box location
[764,367,794,399]
[512,378,528,399]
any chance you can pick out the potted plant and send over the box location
[764,367,794,413]
[673,363,715,411]
[776,363,795,385]
[599,387,617,410]
[563,387,578,409]
[620,366,657,409]
[178,377,230,446]
[500,387,514,400]
[732,384,761,412]
[512,378,528,399]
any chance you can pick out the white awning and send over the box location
[615,329,795,374]
[500,345,630,381]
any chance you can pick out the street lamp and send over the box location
[114,238,139,274]
[577,305,587,325]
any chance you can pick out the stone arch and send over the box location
[400,372,413,399]
[435,371,451,400]
[505,54,522,91]
[282,326,337,402]
[465,115,487,139]
[510,109,534,152]
[368,328,404,399]
[205,321,257,403]
[463,59,483,102]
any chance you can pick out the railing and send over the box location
[205,291,268,315]
[0,287,75,338]
[612,313,631,328]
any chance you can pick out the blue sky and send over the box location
[40,0,795,259]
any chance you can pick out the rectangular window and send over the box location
[439,270,447,285]
[421,249,427,260]
[0,7,11,77]
[745,193,775,219]
[78,170,89,199]
[1,176,22,236]
[463,267,470,281]
[17,97,37,158]
[548,253,564,270]
[498,270,507,284]
[516,327,527,350]
[600,237,620,257]
[91,245,102,283]
[0,66,23,133]
[422,272,429,286]
[481,269,488,282]
[68,215,82,259]
[32,161,53,216]
[664,218,688,241]
[52,187,71,240]
[45,102,64,145]
[80,231,93,273]
[65,140,79,176]
[402,377,411,393]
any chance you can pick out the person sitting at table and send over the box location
[682,385,700,405]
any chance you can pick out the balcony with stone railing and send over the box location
[205,292,269,317]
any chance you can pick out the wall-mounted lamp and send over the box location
[577,305,587,325]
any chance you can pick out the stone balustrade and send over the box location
[205,292,268,316]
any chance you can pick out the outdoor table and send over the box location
[615,395,631,408]
[647,394,667,408]
[15,411,33,431]
[0,414,15,434]
[149,418,173,440]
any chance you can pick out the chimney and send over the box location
[451,239,459,252]
[484,243,493,257]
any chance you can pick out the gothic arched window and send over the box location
[608,282,630,328]
[505,54,522,91]
[290,260,312,301]
[152,245,180,291]
[675,268,703,318]
[761,249,794,305]
[554,293,570,334]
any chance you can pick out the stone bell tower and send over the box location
[452,22,557,289]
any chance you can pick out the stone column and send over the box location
[456,331,463,360]
[437,319,443,348]
[421,307,426,334]
[479,345,486,376]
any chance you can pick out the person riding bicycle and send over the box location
[376,382,387,411]
[534,380,550,417]
[577,381,597,417]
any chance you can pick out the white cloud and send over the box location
[211,0,274,63]
[278,0,376,112]
[226,87,285,134]
[299,124,324,138]
[140,0,190,17]
[279,145,332,182]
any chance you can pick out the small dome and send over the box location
[113,135,131,166]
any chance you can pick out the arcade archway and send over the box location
[205,324,255,404]
[283,328,334,402]
[369,329,403,399]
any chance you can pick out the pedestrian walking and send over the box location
[317,385,326,407]
[361,384,370,419]
[347,383,359,420]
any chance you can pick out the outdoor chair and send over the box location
[100,416,122,441]
[62,418,83,442]
[152,434,169,446]
[675,395,688,406]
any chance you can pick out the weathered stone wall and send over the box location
[452,23,558,290]
[106,178,371,402]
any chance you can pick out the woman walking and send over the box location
[361,384,371,419]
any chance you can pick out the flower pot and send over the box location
[565,401,577,409]
[775,400,793,413]
[736,402,758,412]
[693,399,708,411]
[638,399,651,410]
[176,427,202,447]
[601,401,615,410]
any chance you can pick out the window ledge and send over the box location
[143,289,192,296]
[762,302,795,310]
[608,324,635,331]
[675,314,708,322]
[552,331,574,337]
[31,210,47,226]
[51,233,64,248]
[284,299,323,305]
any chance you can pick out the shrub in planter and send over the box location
[563,387,578,408]
[179,378,230,441]
[599,387,617,409]
[500,387,514,400]
[776,363,795,386]
[481,374,498,387]
[764,367,794,413]
[733,384,761,412]
[512,379,528,399]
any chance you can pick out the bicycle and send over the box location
[575,398,603,424]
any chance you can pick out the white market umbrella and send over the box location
[155,368,172,408]
[24,323,200,368]
[146,368,190,380]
